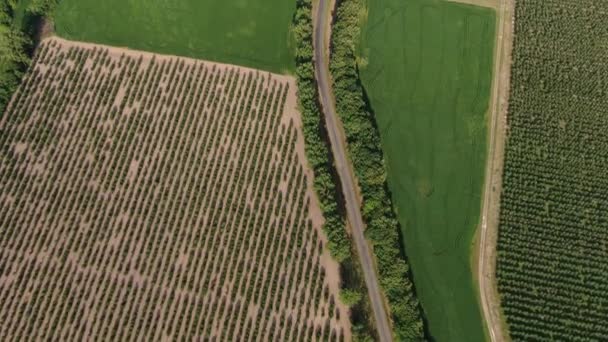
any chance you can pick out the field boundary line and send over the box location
[477,0,515,341]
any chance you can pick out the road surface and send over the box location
[312,1,393,341]
[477,0,514,341]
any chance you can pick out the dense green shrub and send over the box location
[339,288,362,307]
[293,0,350,263]
[26,0,59,16]
[0,0,59,116]
[0,0,32,115]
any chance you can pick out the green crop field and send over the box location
[359,0,496,341]
[53,0,295,74]
[497,0,608,340]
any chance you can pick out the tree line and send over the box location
[293,0,427,340]
[292,0,380,340]
[329,0,426,340]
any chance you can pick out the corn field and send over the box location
[496,1,608,340]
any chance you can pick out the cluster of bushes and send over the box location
[329,0,426,340]
[292,0,351,263]
[26,0,59,16]
[0,0,62,116]
[0,0,31,114]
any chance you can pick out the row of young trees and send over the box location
[0,39,350,341]
[329,0,426,340]
[496,0,608,341]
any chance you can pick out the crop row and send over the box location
[496,0,608,340]
[0,38,349,341]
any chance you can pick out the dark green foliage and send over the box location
[0,0,57,116]
[293,0,350,264]
[26,0,59,16]
[0,0,33,115]
[329,0,425,340]
[293,1,378,340]
[339,288,362,307]
[496,0,608,340]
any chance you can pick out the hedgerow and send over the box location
[293,0,377,340]
[329,0,426,339]
[0,0,32,115]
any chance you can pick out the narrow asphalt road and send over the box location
[312,1,393,341]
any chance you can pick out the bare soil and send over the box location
[0,37,351,341]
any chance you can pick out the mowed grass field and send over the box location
[359,0,495,341]
[53,0,295,74]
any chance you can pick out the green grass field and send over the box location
[54,0,295,73]
[359,0,496,341]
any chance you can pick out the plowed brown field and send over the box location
[0,37,351,341]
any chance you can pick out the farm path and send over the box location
[476,0,515,342]
[313,1,393,342]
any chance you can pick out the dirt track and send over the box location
[474,0,515,341]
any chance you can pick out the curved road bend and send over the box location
[313,1,393,341]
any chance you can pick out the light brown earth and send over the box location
[0,37,351,341]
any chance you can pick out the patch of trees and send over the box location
[329,0,426,340]
[26,0,60,16]
[0,0,59,115]
[0,0,31,114]
[293,0,350,263]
